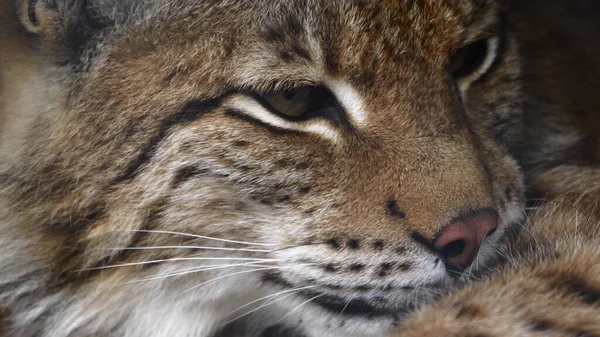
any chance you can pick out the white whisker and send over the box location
[123,261,283,284]
[78,257,286,272]
[276,293,325,324]
[181,264,316,295]
[220,286,318,327]
[101,246,272,253]
[338,296,354,318]
[116,229,283,247]
[227,285,319,317]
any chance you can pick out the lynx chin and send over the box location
[1,0,599,336]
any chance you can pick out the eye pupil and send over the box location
[283,90,297,101]
[260,86,319,118]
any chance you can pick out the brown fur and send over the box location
[392,197,600,337]
[391,0,600,336]
[0,0,598,336]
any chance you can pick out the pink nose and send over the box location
[434,210,498,268]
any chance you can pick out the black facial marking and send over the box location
[236,165,253,171]
[377,263,394,277]
[373,240,385,250]
[396,262,413,272]
[327,238,341,249]
[347,239,360,249]
[324,263,339,273]
[411,232,437,254]
[260,324,308,337]
[300,185,312,194]
[380,262,394,271]
[302,292,394,319]
[275,159,292,167]
[504,185,513,200]
[232,140,250,147]
[387,199,406,218]
[171,166,209,189]
[556,277,600,305]
[114,99,221,184]
[263,27,285,43]
[291,43,312,62]
[279,50,294,62]
[349,264,365,272]
[285,15,304,38]
[277,195,292,203]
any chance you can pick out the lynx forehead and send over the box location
[1,0,526,336]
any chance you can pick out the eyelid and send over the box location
[248,80,320,97]
[463,30,500,46]
[455,36,501,93]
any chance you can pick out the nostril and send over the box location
[433,209,498,268]
[439,239,466,259]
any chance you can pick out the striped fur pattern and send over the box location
[0,0,598,336]
[392,0,600,336]
[393,197,600,337]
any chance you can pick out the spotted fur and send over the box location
[393,197,600,337]
[0,0,595,336]
[391,0,600,336]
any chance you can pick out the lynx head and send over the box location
[2,0,524,335]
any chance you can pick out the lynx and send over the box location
[0,0,598,336]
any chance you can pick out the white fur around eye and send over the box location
[225,95,341,144]
[326,80,367,126]
[458,36,500,93]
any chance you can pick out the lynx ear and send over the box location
[16,0,123,66]
[18,0,54,34]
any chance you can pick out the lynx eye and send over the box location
[450,37,499,82]
[261,86,318,118]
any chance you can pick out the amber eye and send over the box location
[261,86,318,118]
[450,38,497,80]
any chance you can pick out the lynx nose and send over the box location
[434,210,498,268]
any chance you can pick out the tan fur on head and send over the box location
[1,1,524,336]
[390,0,600,335]
[1,0,598,336]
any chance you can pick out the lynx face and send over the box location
[0,0,525,336]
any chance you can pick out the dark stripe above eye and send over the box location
[113,98,221,184]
